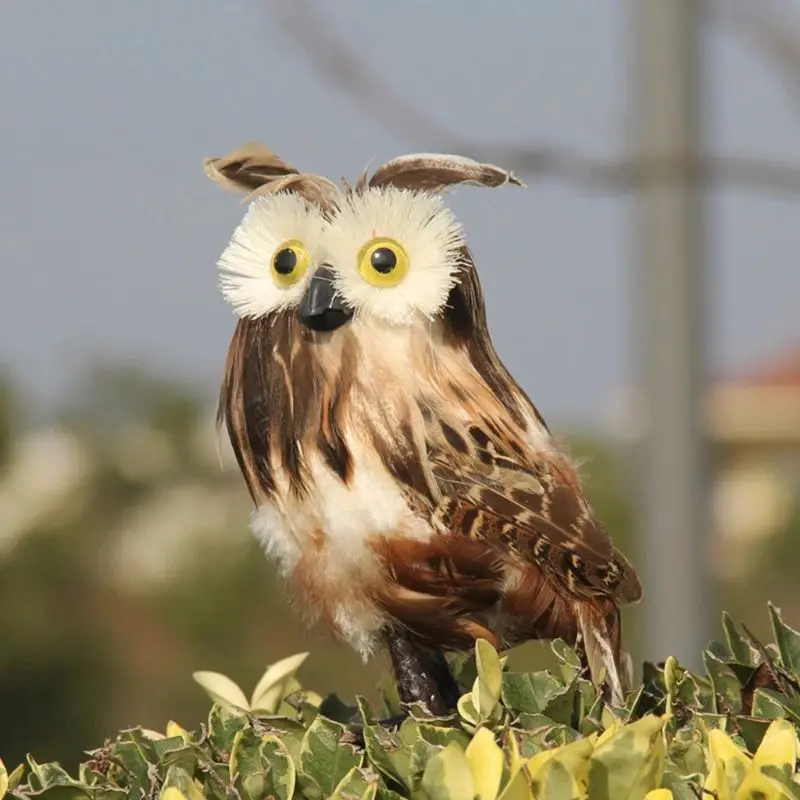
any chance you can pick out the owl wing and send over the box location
[423,416,643,607]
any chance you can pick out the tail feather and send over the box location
[575,602,629,706]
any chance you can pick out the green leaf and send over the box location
[551,638,582,684]
[355,695,379,727]
[361,725,407,787]
[769,603,800,672]
[376,674,403,719]
[207,703,247,753]
[502,671,562,715]
[0,761,8,800]
[737,716,773,755]
[106,741,152,796]
[666,728,707,778]
[543,684,579,727]
[543,725,581,748]
[417,724,470,750]
[721,612,757,665]
[330,767,378,800]
[421,742,475,800]
[229,728,267,800]
[375,786,406,800]
[30,789,93,799]
[299,716,363,798]
[586,714,667,798]
[660,771,701,800]
[25,759,81,792]
[703,652,743,715]
[752,688,800,722]
[408,737,440,793]
[260,735,297,800]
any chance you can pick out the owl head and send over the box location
[206,144,523,337]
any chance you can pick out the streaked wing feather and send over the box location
[426,415,642,605]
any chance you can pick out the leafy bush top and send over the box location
[5,604,800,799]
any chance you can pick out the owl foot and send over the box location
[385,628,460,716]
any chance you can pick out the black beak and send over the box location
[298,264,353,332]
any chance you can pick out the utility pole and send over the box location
[631,0,712,668]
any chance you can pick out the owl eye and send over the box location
[271,240,310,287]
[357,237,409,287]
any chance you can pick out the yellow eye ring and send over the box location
[357,237,409,288]
[271,239,310,288]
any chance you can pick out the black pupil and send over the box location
[274,248,297,275]
[370,247,397,274]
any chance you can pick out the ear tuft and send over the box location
[243,173,342,211]
[203,142,299,193]
[204,142,342,210]
[367,153,524,193]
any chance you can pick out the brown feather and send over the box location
[366,153,524,193]
[370,535,505,649]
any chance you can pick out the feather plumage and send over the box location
[208,144,643,708]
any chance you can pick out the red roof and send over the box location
[724,343,800,389]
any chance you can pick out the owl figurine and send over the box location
[205,143,643,714]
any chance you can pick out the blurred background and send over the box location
[1,0,799,770]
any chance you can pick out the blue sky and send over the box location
[1,1,798,427]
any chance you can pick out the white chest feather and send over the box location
[249,435,433,656]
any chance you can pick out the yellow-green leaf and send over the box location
[466,728,504,800]
[160,765,205,800]
[473,639,503,717]
[5,765,24,794]
[587,714,666,799]
[160,790,189,800]
[735,769,795,799]
[504,731,525,780]
[255,676,302,716]
[526,736,593,800]
[457,694,480,730]
[250,652,309,712]
[360,783,378,800]
[497,768,533,800]
[704,728,752,800]
[192,671,249,711]
[530,758,584,800]
[594,721,620,749]
[421,743,476,800]
[644,791,673,800]
[753,718,797,778]
[0,759,7,800]
[166,721,191,743]
[524,745,561,782]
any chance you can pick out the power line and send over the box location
[272,0,800,198]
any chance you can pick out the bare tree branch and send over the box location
[270,0,800,197]
[711,0,800,109]
[272,0,469,150]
